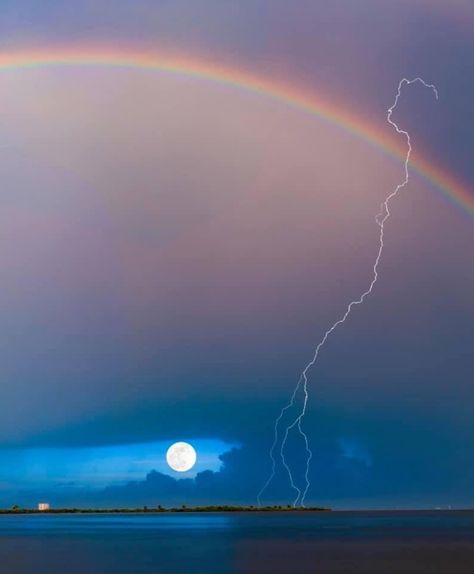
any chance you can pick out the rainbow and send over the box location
[0,47,472,217]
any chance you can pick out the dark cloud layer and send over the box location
[10,412,474,509]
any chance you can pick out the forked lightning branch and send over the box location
[258,78,438,507]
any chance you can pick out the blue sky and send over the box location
[0,439,235,488]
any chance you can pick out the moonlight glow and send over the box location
[166,442,197,472]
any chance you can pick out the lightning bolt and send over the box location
[258,78,438,507]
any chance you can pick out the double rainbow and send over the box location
[0,47,472,217]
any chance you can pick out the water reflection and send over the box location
[1,512,474,573]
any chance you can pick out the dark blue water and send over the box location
[0,511,473,573]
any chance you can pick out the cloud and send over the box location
[5,414,474,509]
[338,437,372,467]
[100,446,269,507]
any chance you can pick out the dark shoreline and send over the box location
[0,505,331,515]
[1,508,473,515]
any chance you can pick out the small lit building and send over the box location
[38,503,50,512]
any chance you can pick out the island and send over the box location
[0,505,331,514]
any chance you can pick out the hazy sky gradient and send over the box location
[0,0,472,508]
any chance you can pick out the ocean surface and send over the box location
[0,511,473,573]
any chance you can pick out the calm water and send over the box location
[0,511,473,573]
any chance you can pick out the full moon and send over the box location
[166,442,197,472]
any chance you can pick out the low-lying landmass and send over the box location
[1,505,331,514]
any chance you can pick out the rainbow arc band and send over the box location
[0,47,472,217]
